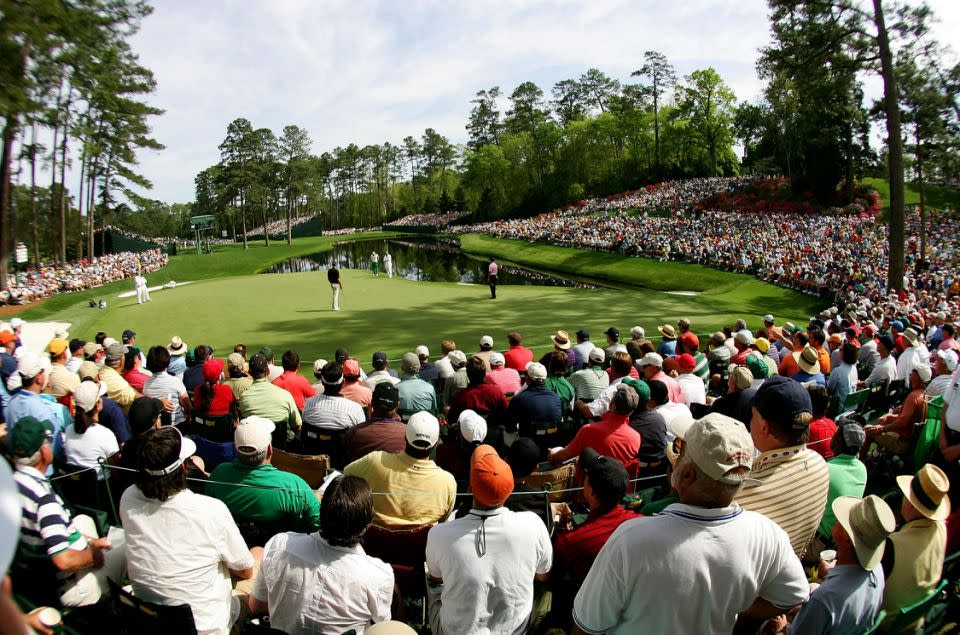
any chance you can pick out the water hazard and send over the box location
[263,237,597,288]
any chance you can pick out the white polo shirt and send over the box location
[120,487,254,634]
[677,373,707,406]
[64,423,119,478]
[426,507,552,634]
[943,369,960,432]
[573,503,808,634]
[253,532,393,634]
[302,394,366,431]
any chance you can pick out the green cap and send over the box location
[258,346,274,360]
[10,416,54,457]
[746,353,770,379]
[621,378,651,404]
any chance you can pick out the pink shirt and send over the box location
[485,367,522,395]
[488,262,498,275]
[651,371,684,404]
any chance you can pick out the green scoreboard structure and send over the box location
[189,215,216,254]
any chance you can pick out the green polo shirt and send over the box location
[206,461,320,533]
[238,378,302,439]
[818,453,867,537]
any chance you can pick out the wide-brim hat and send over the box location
[551,330,572,350]
[168,336,188,355]
[833,495,896,571]
[897,464,951,521]
[796,345,821,374]
[658,324,677,339]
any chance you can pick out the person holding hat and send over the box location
[339,358,373,414]
[864,365,932,457]
[738,376,830,556]
[574,413,808,633]
[569,347,610,402]
[881,464,950,616]
[549,384,641,470]
[926,349,957,396]
[780,495,894,634]
[344,411,455,527]
[485,351,522,395]
[99,342,140,413]
[249,475,393,634]
[474,335,495,372]
[11,416,128,608]
[47,337,80,404]
[397,352,438,415]
[65,380,120,476]
[509,362,562,435]
[860,333,898,388]
[425,444,552,635]
[167,336,189,376]
[344,382,407,464]
[224,352,254,400]
[818,421,868,539]
[656,324,677,357]
[239,354,302,444]
[120,426,257,634]
[206,416,321,537]
[552,447,638,611]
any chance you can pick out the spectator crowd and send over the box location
[0,299,958,634]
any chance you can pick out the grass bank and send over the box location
[863,177,960,214]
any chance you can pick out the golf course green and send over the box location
[18,231,826,371]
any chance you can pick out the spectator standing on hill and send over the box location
[327,261,342,311]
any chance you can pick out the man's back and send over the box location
[343,418,407,464]
[426,507,552,635]
[508,386,562,426]
[397,377,437,413]
[301,394,365,431]
[573,504,807,634]
[343,450,455,526]
[737,446,830,555]
[206,462,320,534]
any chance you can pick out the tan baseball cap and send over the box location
[683,413,754,485]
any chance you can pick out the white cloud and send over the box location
[117,0,959,203]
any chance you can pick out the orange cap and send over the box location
[470,445,514,508]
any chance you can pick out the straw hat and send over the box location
[897,464,951,521]
[796,345,821,374]
[551,330,572,350]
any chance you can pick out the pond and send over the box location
[263,237,599,288]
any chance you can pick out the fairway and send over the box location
[19,232,826,373]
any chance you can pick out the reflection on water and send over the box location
[264,237,596,288]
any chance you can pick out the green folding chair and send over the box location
[885,578,948,634]
[863,609,886,635]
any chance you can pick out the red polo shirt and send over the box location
[272,371,317,410]
[503,345,534,372]
[554,505,640,584]
[808,416,837,460]
[565,412,641,468]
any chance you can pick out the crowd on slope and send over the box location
[0,301,958,634]
[385,211,471,228]
[0,250,167,306]
[244,213,323,238]
[451,178,960,321]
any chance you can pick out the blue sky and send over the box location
[127,0,960,204]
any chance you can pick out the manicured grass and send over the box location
[460,233,751,294]
[863,177,960,214]
[21,231,825,375]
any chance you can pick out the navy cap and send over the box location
[750,376,812,426]
[877,334,895,352]
[372,351,388,364]
[122,329,136,342]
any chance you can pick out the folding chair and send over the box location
[189,435,237,472]
[524,462,577,503]
[884,578,949,634]
[863,609,886,635]
[192,412,235,443]
[271,448,330,488]
[52,463,119,526]
[911,397,943,473]
[108,579,197,634]
[362,523,432,621]
[299,427,347,469]
[841,388,870,416]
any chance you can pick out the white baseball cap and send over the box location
[588,347,605,363]
[458,409,488,443]
[17,352,47,379]
[406,411,440,449]
[525,362,547,381]
[638,352,663,368]
[415,345,430,358]
[73,381,102,413]
[684,413,754,485]
[937,349,958,372]
[9,318,23,330]
[479,335,494,348]
[235,416,276,454]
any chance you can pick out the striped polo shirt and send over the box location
[736,445,829,556]
[693,352,709,383]
[14,465,86,580]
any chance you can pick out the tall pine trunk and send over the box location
[58,91,72,263]
[30,123,40,268]
[873,0,906,292]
